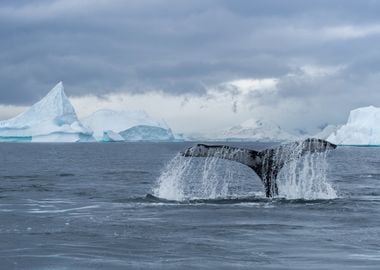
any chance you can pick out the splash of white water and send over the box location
[153,152,259,201]
[277,151,337,199]
[154,143,337,201]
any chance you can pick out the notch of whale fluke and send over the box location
[180,138,337,198]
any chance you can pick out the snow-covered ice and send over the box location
[81,109,171,142]
[328,106,380,145]
[214,118,297,142]
[0,82,93,142]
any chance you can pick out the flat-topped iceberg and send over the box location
[120,125,175,141]
[0,82,93,142]
[214,118,297,142]
[328,106,380,145]
[81,109,174,142]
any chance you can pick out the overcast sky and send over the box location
[1,0,380,134]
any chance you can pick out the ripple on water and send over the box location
[28,205,100,214]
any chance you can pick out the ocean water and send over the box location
[0,142,379,269]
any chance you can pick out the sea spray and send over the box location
[277,151,337,199]
[153,154,190,201]
[154,141,337,201]
[258,139,338,199]
[153,151,259,201]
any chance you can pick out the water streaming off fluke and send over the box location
[276,151,337,199]
[154,141,337,201]
[153,153,261,201]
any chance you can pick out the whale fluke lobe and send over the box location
[181,138,337,198]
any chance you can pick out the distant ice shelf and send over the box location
[81,109,178,142]
[209,118,298,142]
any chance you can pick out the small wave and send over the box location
[26,198,74,204]
[113,194,268,205]
[28,205,99,214]
[1,174,40,180]
[56,173,75,177]
[146,193,269,204]
[141,194,337,205]
[350,253,380,261]
[105,169,150,176]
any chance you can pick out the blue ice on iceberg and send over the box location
[81,109,176,142]
[0,82,93,142]
[119,125,175,141]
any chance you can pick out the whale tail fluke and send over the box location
[181,138,337,197]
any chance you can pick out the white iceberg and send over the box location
[172,132,187,141]
[102,130,125,142]
[81,109,172,142]
[328,106,380,145]
[0,82,93,142]
[214,118,297,142]
[120,125,175,141]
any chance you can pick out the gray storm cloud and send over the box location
[1,0,380,133]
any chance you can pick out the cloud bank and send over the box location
[1,0,380,133]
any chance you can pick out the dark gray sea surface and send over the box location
[0,142,379,269]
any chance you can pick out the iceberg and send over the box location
[0,82,93,142]
[81,109,172,142]
[172,132,187,141]
[102,130,125,142]
[214,118,297,142]
[328,106,380,145]
[120,125,175,141]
